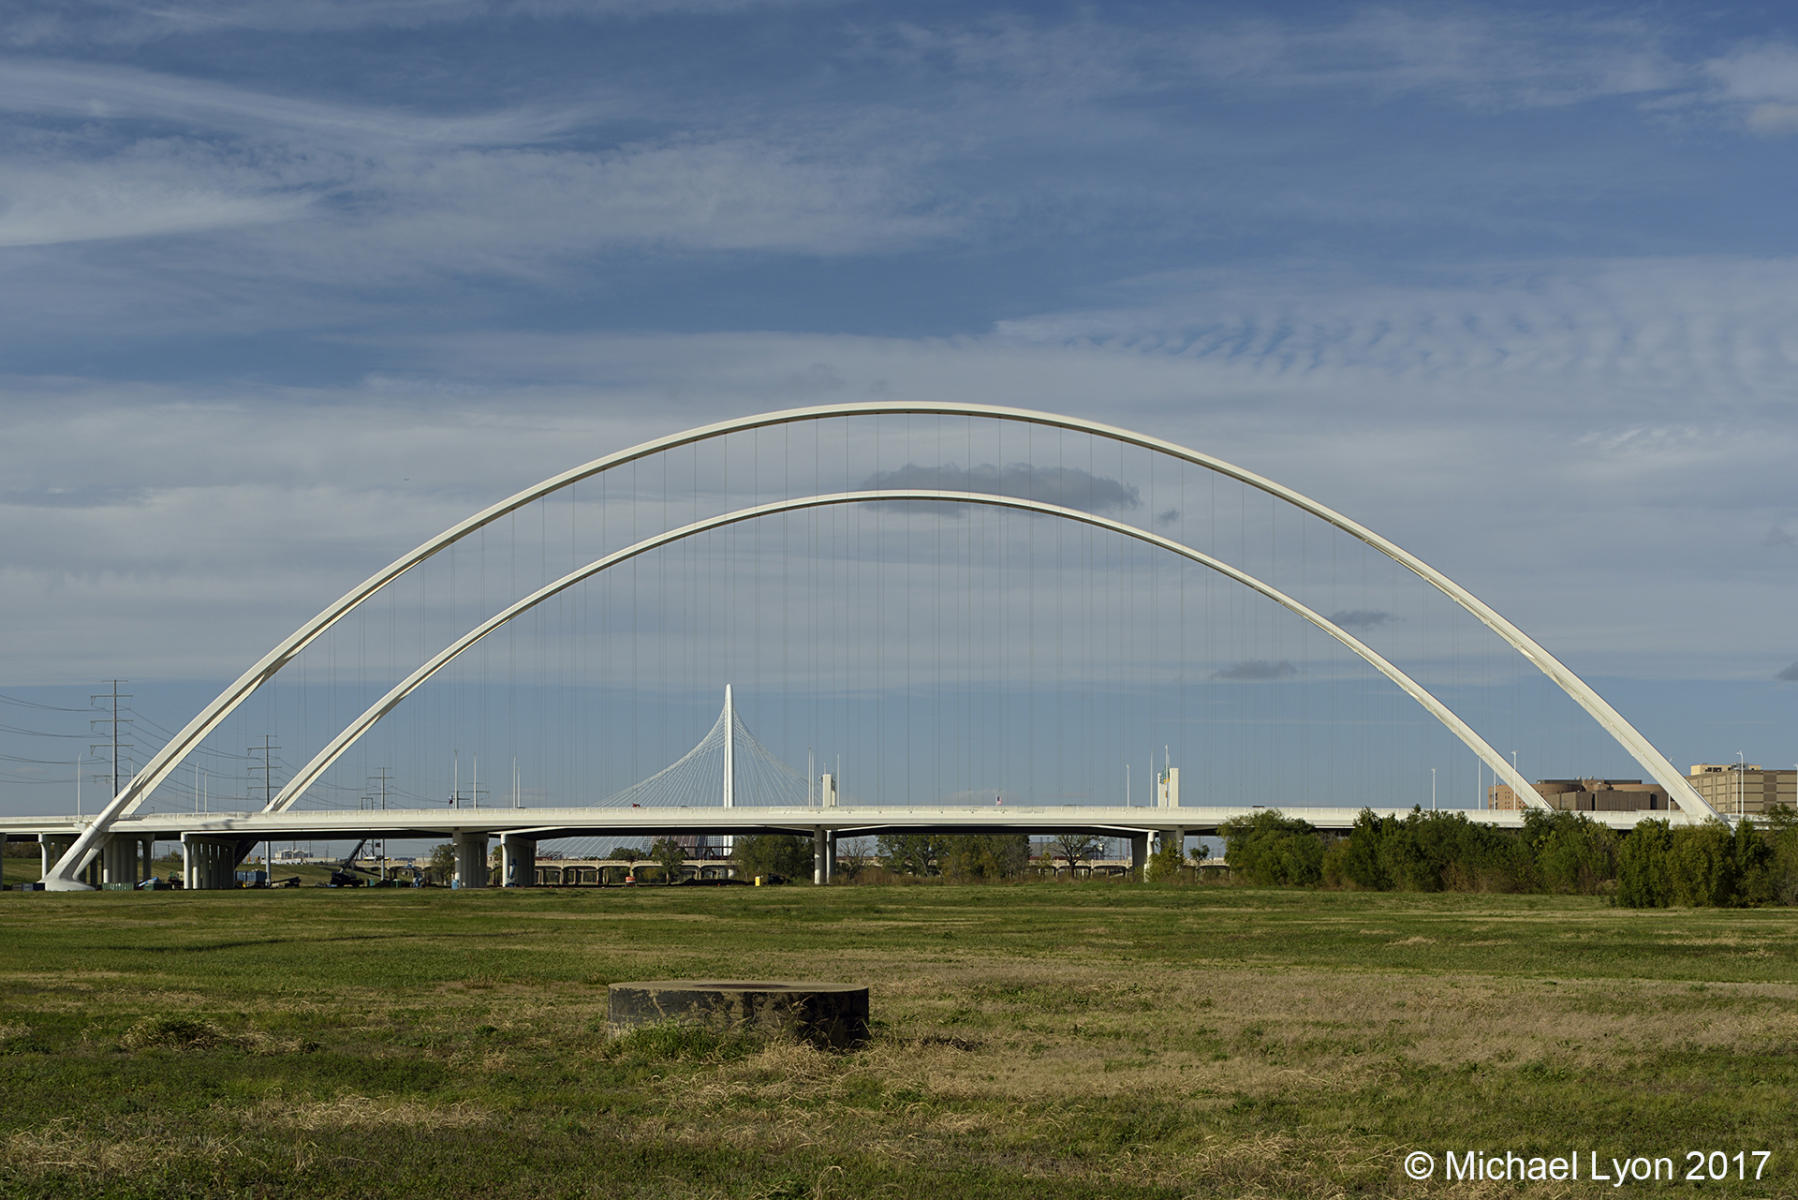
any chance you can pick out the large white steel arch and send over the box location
[265,489,1554,815]
[44,402,1717,889]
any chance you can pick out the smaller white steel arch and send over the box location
[265,489,1555,816]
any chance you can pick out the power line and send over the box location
[0,752,84,765]
[0,692,98,713]
[0,722,89,739]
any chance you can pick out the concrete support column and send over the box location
[181,834,241,890]
[499,833,536,888]
[825,831,837,884]
[100,834,135,888]
[454,832,488,889]
[1129,832,1149,882]
[812,828,828,885]
[40,834,74,881]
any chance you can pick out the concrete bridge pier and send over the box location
[500,833,535,888]
[1155,827,1187,861]
[1129,832,1149,882]
[100,834,142,888]
[454,832,488,888]
[812,828,835,885]
[181,834,242,890]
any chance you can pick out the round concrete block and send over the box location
[608,980,869,1050]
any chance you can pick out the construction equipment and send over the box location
[328,840,380,888]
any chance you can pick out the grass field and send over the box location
[3,884,1796,1199]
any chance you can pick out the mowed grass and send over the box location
[3,886,1798,1199]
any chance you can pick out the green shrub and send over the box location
[1219,811,1324,886]
[1668,821,1739,907]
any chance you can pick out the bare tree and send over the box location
[1051,833,1104,876]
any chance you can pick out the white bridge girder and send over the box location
[2,804,1715,849]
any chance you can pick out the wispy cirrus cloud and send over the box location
[1,0,835,47]
[0,62,957,296]
[867,8,1686,108]
[0,157,310,248]
[0,58,591,145]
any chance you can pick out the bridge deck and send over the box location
[0,804,1709,844]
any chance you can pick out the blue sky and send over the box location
[2,1,1797,816]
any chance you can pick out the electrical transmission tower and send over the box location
[248,734,281,808]
[89,680,132,802]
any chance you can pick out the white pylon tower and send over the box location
[722,684,735,810]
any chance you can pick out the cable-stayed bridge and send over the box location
[0,688,1711,891]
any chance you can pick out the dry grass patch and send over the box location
[2,1120,244,1181]
[263,1095,492,1133]
[115,1013,315,1056]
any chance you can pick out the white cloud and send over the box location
[0,57,955,288]
[1704,43,1798,103]
[1701,42,1798,134]
[357,140,956,257]
[868,8,1686,109]
[988,257,1798,407]
[0,58,592,146]
[0,155,309,247]
[1744,103,1798,133]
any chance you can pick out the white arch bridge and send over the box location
[11,403,1720,891]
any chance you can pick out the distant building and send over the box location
[1487,778,1670,813]
[1686,764,1797,818]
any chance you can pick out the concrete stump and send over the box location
[608,980,869,1050]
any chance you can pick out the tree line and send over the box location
[1217,807,1798,907]
[734,832,1109,882]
